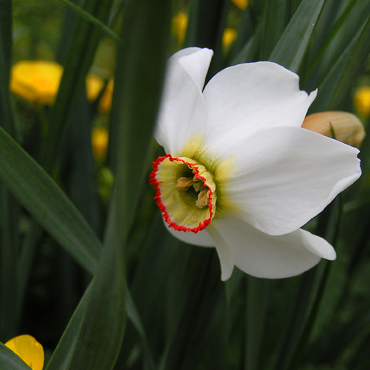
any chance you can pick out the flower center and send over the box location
[176,175,210,208]
[150,154,217,233]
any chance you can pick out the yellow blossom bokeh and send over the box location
[354,86,370,118]
[172,11,188,45]
[98,79,114,114]
[11,61,63,106]
[10,60,112,111]
[230,0,248,10]
[5,335,44,370]
[92,127,109,159]
[222,28,237,49]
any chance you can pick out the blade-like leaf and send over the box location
[58,0,121,43]
[45,240,126,370]
[328,14,370,109]
[0,342,34,370]
[0,0,16,138]
[0,127,101,275]
[45,0,171,367]
[303,0,370,90]
[0,0,12,73]
[269,0,326,72]
[259,0,288,60]
[40,0,115,172]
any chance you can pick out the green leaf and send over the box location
[328,14,370,109]
[0,342,33,370]
[45,0,171,367]
[0,126,101,275]
[0,0,12,73]
[105,0,171,230]
[0,0,16,138]
[245,277,271,370]
[269,0,326,72]
[40,0,115,172]
[58,0,121,43]
[259,0,288,60]
[308,25,359,112]
[303,0,370,90]
[45,241,126,370]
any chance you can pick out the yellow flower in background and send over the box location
[354,86,370,118]
[5,334,44,370]
[222,28,237,49]
[172,11,188,45]
[11,60,110,109]
[98,79,114,113]
[86,74,105,102]
[302,111,365,148]
[92,127,109,159]
[11,61,63,106]
[230,0,248,10]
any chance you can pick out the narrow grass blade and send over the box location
[105,0,171,230]
[259,0,288,60]
[0,0,16,138]
[45,240,126,370]
[303,0,370,90]
[0,0,12,73]
[0,343,33,370]
[58,0,121,43]
[40,0,115,172]
[245,277,271,370]
[328,14,370,109]
[269,0,326,72]
[0,127,101,275]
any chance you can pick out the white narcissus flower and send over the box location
[150,47,361,281]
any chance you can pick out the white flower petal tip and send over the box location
[178,48,214,89]
[209,216,331,280]
[300,229,336,261]
[151,48,361,280]
[154,48,212,154]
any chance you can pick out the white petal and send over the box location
[206,225,235,281]
[163,219,215,247]
[154,48,213,154]
[202,61,316,155]
[208,214,332,279]
[226,126,361,236]
[300,228,336,260]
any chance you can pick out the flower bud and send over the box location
[302,111,365,148]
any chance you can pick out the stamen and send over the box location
[193,176,204,192]
[176,177,194,191]
[196,189,209,208]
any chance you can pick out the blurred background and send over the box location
[2,0,370,369]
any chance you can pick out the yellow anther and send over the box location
[196,189,209,208]
[176,177,194,190]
